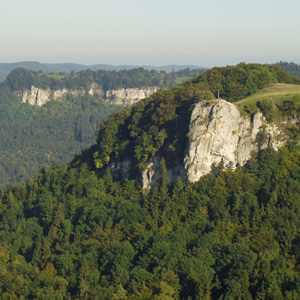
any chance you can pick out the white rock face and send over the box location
[141,157,187,190]
[18,85,157,106]
[19,86,51,106]
[18,86,87,106]
[88,84,104,97]
[141,161,157,190]
[184,99,284,183]
[105,87,159,106]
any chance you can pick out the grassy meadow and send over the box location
[236,83,300,107]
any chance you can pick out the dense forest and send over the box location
[4,67,207,91]
[275,61,300,78]
[0,143,299,299]
[0,87,122,187]
[0,61,205,82]
[0,63,299,298]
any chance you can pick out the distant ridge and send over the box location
[0,61,52,81]
[0,61,206,82]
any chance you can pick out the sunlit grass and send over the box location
[232,83,300,126]
[175,76,193,84]
[236,83,300,108]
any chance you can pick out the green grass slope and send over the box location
[236,83,300,107]
[235,83,300,127]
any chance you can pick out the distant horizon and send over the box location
[0,60,205,67]
[1,58,300,70]
[2,0,300,69]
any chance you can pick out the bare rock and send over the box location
[184,99,285,183]
[18,85,157,106]
[105,87,159,106]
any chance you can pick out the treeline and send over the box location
[0,87,122,187]
[0,141,299,298]
[4,67,207,91]
[275,61,300,78]
[193,62,300,102]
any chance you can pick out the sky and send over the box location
[1,0,300,67]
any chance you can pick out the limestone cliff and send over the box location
[18,86,90,106]
[18,85,158,106]
[184,99,284,183]
[105,87,159,106]
[136,99,285,189]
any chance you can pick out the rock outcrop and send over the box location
[138,99,284,188]
[105,87,159,106]
[140,157,187,190]
[18,86,88,106]
[184,99,284,183]
[109,98,285,189]
[18,85,159,106]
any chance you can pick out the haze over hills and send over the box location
[0,61,205,82]
[1,61,300,83]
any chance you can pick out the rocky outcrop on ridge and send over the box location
[18,86,90,106]
[184,99,284,183]
[18,85,159,106]
[105,87,159,106]
[139,99,285,188]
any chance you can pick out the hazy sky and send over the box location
[1,0,299,67]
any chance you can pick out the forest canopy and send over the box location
[0,139,299,299]
[275,61,300,78]
[0,87,122,187]
[4,67,207,91]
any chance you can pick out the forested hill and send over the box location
[91,63,300,176]
[0,87,122,187]
[0,61,205,82]
[0,63,299,298]
[275,61,300,78]
[4,67,206,91]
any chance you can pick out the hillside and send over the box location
[275,61,300,78]
[236,83,300,106]
[0,87,122,187]
[0,67,208,186]
[4,67,207,107]
[0,61,51,82]
[0,63,299,299]
[4,67,207,91]
[90,63,300,184]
